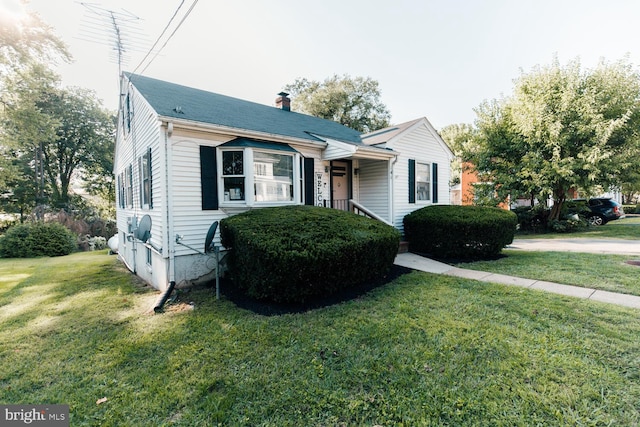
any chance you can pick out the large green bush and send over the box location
[0,222,77,258]
[220,205,401,303]
[623,204,640,214]
[403,205,517,259]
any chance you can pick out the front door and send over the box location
[331,160,350,211]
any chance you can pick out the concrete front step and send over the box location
[398,241,409,254]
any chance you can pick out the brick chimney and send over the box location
[275,92,291,111]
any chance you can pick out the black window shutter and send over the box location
[117,174,122,208]
[304,157,315,206]
[408,159,416,204]
[138,156,143,207]
[200,146,218,210]
[432,162,438,203]
[148,147,153,209]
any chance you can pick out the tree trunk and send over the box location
[549,188,567,221]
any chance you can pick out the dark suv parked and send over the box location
[584,198,626,226]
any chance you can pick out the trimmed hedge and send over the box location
[0,222,77,258]
[220,205,401,303]
[623,204,640,214]
[403,205,517,259]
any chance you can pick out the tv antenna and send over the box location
[77,2,151,77]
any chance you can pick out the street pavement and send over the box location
[394,238,640,309]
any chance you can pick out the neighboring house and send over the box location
[114,73,453,291]
[454,162,510,209]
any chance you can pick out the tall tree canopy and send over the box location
[0,4,114,217]
[471,58,640,219]
[284,74,391,133]
[0,5,70,73]
[2,69,115,209]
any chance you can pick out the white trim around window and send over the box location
[416,161,431,202]
[218,147,301,207]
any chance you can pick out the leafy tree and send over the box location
[0,145,43,221]
[1,6,115,215]
[472,58,640,220]
[43,86,114,207]
[0,5,70,72]
[81,115,117,216]
[0,5,71,217]
[619,163,640,204]
[439,123,476,185]
[3,78,115,208]
[284,74,391,133]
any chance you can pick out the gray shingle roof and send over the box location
[361,118,423,146]
[125,73,363,144]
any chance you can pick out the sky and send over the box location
[5,0,640,130]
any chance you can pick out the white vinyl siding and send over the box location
[169,138,320,258]
[114,82,164,287]
[391,122,452,233]
[358,159,390,221]
[171,139,222,257]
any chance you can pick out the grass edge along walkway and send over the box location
[394,252,640,309]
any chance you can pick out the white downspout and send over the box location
[165,122,176,290]
[153,121,178,312]
[388,155,398,229]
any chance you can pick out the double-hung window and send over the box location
[222,150,245,201]
[409,159,439,204]
[416,162,431,201]
[139,147,152,208]
[125,164,133,208]
[253,150,294,202]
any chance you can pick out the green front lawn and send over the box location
[1,252,640,425]
[456,250,640,296]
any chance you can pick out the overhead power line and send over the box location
[134,0,200,76]
[131,0,185,75]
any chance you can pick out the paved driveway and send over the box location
[508,238,640,255]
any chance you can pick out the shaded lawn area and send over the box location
[455,250,640,296]
[1,252,640,425]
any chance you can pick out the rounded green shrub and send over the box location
[403,205,517,259]
[0,222,77,258]
[220,205,401,303]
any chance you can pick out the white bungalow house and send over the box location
[114,73,453,291]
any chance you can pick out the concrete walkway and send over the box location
[508,238,640,255]
[394,252,640,309]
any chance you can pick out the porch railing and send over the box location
[323,199,393,226]
[350,200,393,226]
[323,198,350,211]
